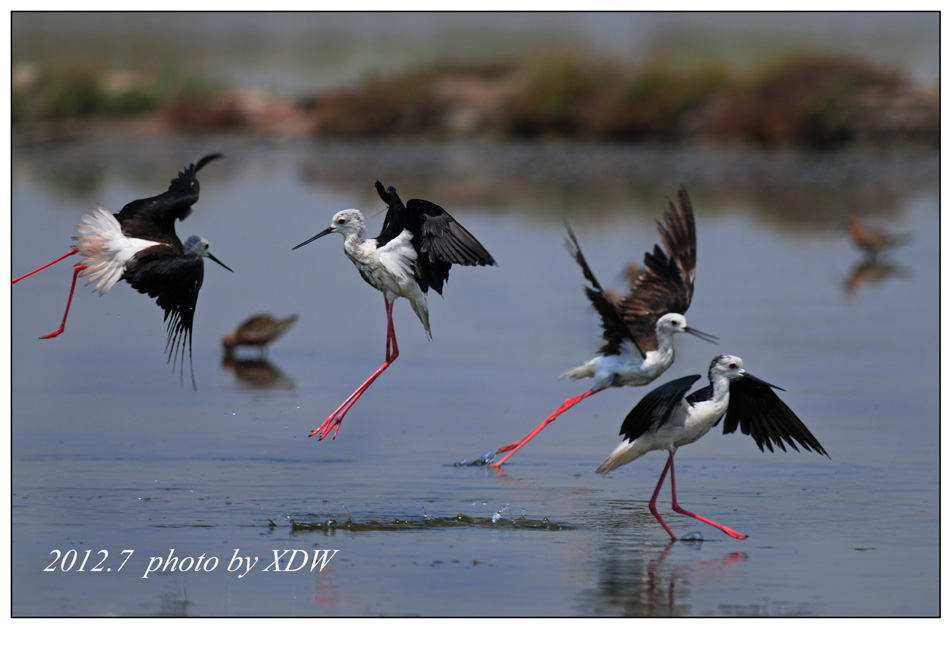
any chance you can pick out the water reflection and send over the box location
[12,134,939,617]
[220,357,295,390]
[843,257,911,296]
[585,503,752,616]
[12,136,939,236]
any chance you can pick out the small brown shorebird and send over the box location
[293,180,496,440]
[223,313,299,358]
[597,354,828,541]
[488,188,716,468]
[847,215,909,258]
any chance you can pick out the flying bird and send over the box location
[13,153,223,336]
[13,155,230,387]
[78,206,232,388]
[597,354,828,541]
[489,188,715,468]
[293,180,496,440]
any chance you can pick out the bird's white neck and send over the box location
[707,371,734,411]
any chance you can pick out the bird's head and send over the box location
[293,209,365,250]
[656,312,718,344]
[709,354,746,381]
[182,235,234,272]
[708,354,784,391]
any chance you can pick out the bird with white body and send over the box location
[294,180,495,440]
[488,188,716,468]
[598,354,829,541]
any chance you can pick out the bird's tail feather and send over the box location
[596,440,649,474]
[73,205,132,295]
[558,362,594,382]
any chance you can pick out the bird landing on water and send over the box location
[293,180,495,440]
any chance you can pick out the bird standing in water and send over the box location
[222,313,299,358]
[294,180,496,440]
[597,354,828,541]
[847,215,909,258]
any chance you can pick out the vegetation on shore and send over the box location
[12,51,937,148]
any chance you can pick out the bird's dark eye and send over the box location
[729,363,737,369]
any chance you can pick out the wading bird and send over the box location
[223,313,299,358]
[847,215,909,258]
[79,206,232,388]
[489,188,716,468]
[597,354,828,541]
[293,180,496,440]
[13,155,230,388]
[13,153,223,338]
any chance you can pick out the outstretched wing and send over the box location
[123,246,206,389]
[619,374,702,443]
[374,180,408,248]
[619,188,697,351]
[723,375,829,457]
[564,225,643,358]
[116,153,223,249]
[375,181,495,295]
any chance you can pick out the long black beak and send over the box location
[293,226,334,250]
[684,325,718,344]
[207,252,234,272]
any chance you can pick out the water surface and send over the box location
[11,135,939,616]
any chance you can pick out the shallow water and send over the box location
[11,135,938,616]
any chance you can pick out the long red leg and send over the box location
[311,298,399,440]
[490,388,604,467]
[39,264,87,339]
[648,452,680,541]
[13,248,79,283]
[669,454,748,540]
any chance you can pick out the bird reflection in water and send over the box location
[221,357,295,390]
[221,313,299,389]
[843,215,911,295]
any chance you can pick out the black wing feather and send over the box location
[619,374,702,442]
[374,180,407,248]
[375,182,495,295]
[564,225,643,358]
[123,246,206,389]
[723,376,829,457]
[619,187,697,351]
[116,154,222,249]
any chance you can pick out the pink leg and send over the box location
[13,248,79,283]
[39,264,87,339]
[669,454,748,540]
[490,388,604,467]
[648,452,680,541]
[311,298,399,440]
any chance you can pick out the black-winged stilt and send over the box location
[847,215,909,258]
[293,180,496,440]
[80,206,232,388]
[223,313,299,358]
[13,153,223,338]
[489,188,715,468]
[597,354,828,541]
